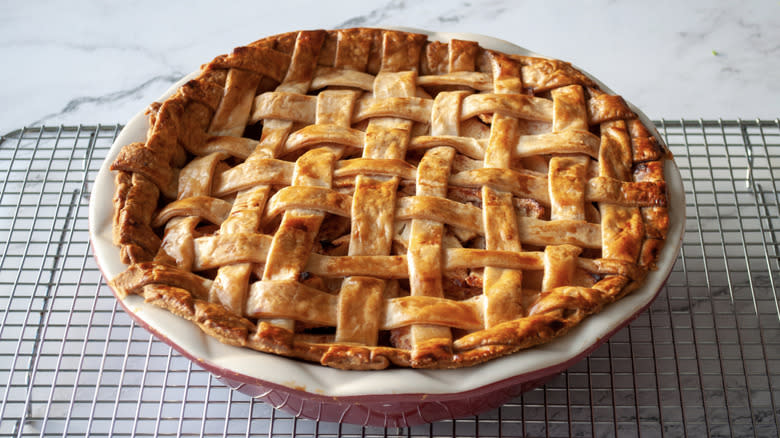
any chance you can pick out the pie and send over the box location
[107,28,669,370]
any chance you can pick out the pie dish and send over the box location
[100,27,672,372]
[90,28,684,424]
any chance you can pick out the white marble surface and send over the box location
[2,0,778,135]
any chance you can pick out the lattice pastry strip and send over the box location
[402,41,478,361]
[405,97,459,360]
[108,28,670,370]
[200,45,275,317]
[208,69,261,136]
[543,84,590,292]
[335,81,413,349]
[481,52,525,328]
[208,187,270,315]
[155,151,228,270]
[333,36,424,354]
[248,148,337,330]
[219,31,327,331]
[599,120,644,265]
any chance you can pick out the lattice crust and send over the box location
[109,28,669,370]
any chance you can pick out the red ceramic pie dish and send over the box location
[107,282,673,427]
[89,29,685,427]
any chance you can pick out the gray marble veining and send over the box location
[1,0,778,135]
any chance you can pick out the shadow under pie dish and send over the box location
[89,28,684,424]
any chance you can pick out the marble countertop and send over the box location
[2,0,778,135]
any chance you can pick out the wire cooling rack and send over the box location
[0,120,778,437]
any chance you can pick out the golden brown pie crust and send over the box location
[108,28,669,370]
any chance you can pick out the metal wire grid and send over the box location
[0,120,777,437]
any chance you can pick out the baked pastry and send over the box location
[108,28,669,370]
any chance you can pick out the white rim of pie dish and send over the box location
[88,28,685,398]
